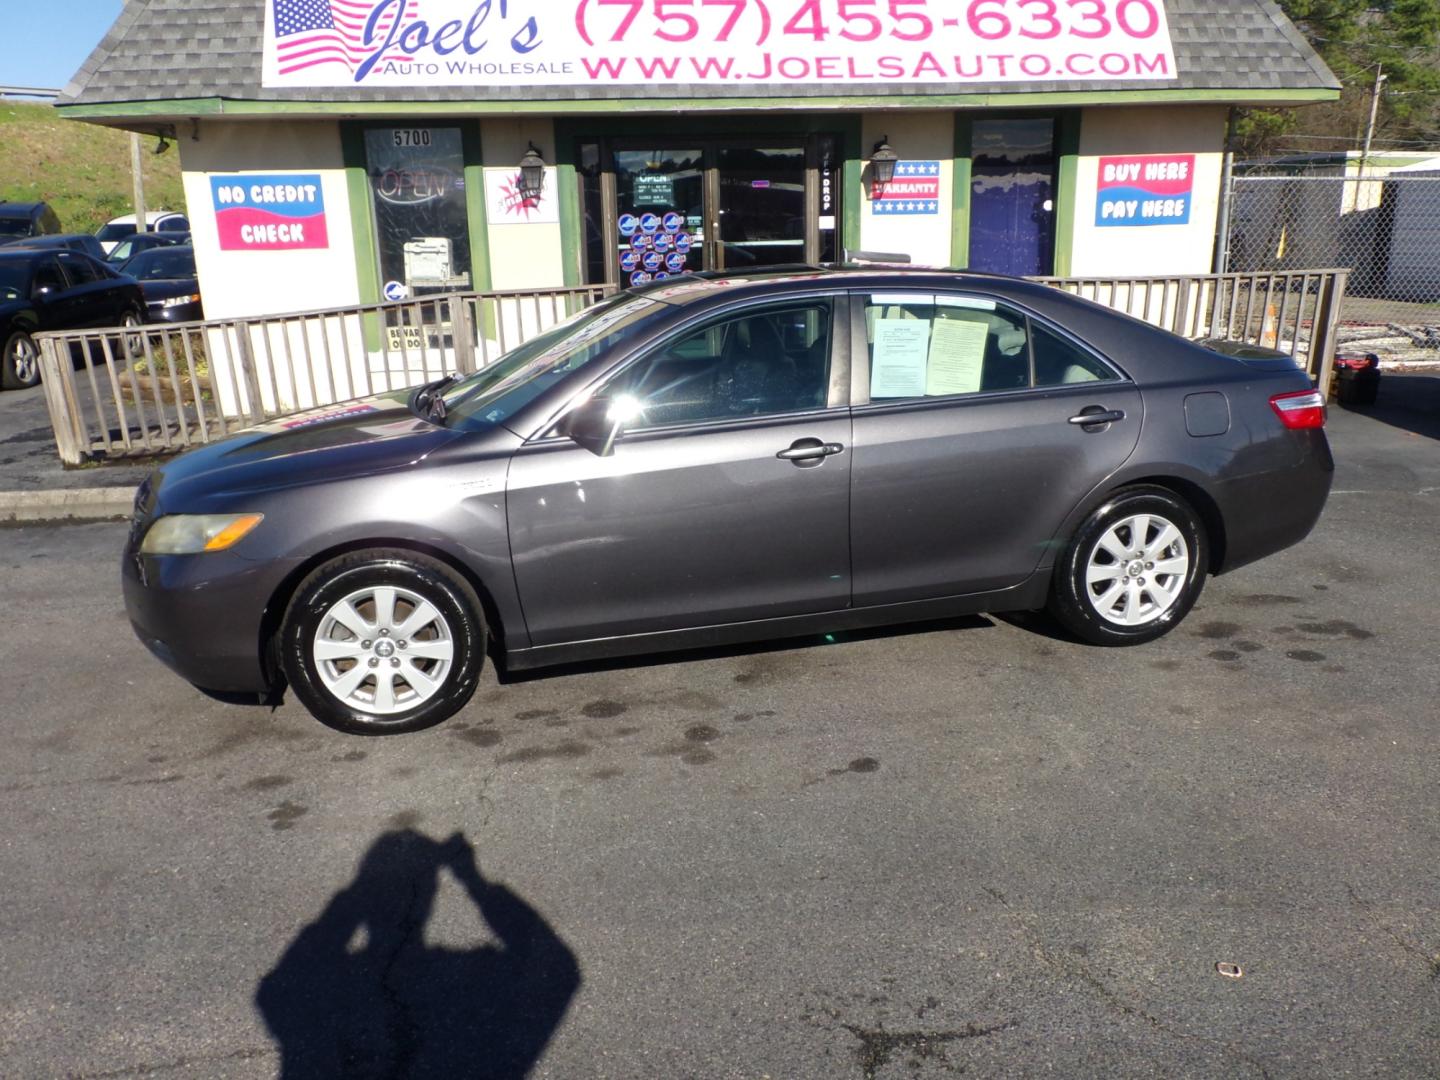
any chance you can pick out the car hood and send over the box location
[148,390,463,510]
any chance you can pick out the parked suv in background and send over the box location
[0,202,62,246]
[96,211,190,254]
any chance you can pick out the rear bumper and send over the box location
[1215,428,1334,573]
[121,546,296,693]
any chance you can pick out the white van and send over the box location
[95,210,190,254]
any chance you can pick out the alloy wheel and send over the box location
[312,584,456,715]
[1083,513,1191,627]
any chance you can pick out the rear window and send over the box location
[0,218,32,238]
[97,223,138,242]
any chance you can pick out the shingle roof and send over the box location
[60,0,1339,111]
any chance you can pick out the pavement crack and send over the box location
[981,886,1272,1079]
[1348,884,1440,981]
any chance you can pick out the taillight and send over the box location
[1270,389,1327,429]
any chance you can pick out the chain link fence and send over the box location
[1226,168,1440,363]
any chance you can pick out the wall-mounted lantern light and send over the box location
[518,142,546,201]
[869,138,899,187]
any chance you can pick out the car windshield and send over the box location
[126,250,195,280]
[0,261,31,301]
[441,295,667,430]
[0,219,32,237]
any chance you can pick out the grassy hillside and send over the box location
[0,101,185,235]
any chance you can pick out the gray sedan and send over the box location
[122,269,1332,734]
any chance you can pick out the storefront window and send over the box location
[363,127,472,300]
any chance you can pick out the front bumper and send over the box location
[145,300,204,324]
[121,542,298,694]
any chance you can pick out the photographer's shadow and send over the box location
[256,830,580,1078]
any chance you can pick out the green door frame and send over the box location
[950,108,1081,275]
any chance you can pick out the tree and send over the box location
[1235,0,1440,159]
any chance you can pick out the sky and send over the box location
[3,0,125,92]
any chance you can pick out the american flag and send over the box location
[273,0,417,77]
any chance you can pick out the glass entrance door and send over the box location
[614,148,705,286]
[598,139,826,287]
[715,145,806,270]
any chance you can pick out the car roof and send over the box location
[0,202,47,218]
[631,265,1066,308]
[104,211,181,225]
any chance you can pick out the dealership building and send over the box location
[59,0,1339,321]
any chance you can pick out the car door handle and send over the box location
[776,439,844,462]
[1068,408,1127,427]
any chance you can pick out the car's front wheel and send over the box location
[120,309,146,357]
[280,549,487,734]
[2,330,41,390]
[1049,486,1208,646]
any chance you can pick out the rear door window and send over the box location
[859,292,1117,402]
[58,252,100,286]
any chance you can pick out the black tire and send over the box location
[1048,486,1208,646]
[120,308,146,357]
[2,330,41,390]
[280,549,486,735]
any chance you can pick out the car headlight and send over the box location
[140,513,263,554]
[161,293,201,308]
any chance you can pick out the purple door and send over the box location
[968,118,1057,277]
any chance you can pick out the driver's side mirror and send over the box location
[32,284,54,302]
[557,395,644,457]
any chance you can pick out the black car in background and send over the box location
[105,232,185,266]
[122,268,1334,735]
[0,248,145,389]
[0,201,61,246]
[120,246,203,323]
[10,233,110,262]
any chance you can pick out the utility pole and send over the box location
[130,131,147,233]
[1359,64,1386,178]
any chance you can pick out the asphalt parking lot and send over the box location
[2,377,1438,1078]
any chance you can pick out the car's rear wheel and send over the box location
[280,550,486,734]
[2,330,41,390]
[1049,486,1207,646]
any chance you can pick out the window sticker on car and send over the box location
[871,318,931,398]
[868,292,934,306]
[925,316,988,396]
[936,295,997,311]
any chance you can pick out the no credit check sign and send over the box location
[211,174,329,251]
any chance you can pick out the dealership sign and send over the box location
[263,0,1177,88]
[211,174,330,250]
[1095,154,1194,227]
